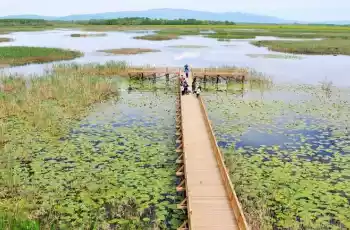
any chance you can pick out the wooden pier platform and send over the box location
[176,70,248,230]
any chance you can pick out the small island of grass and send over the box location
[167,45,207,48]
[0,46,83,67]
[133,34,179,41]
[0,38,13,43]
[246,53,303,60]
[99,48,160,55]
[70,33,107,37]
[206,33,256,40]
[251,39,350,56]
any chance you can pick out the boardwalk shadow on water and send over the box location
[204,83,350,229]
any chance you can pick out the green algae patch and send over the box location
[99,48,160,55]
[204,83,350,229]
[0,46,83,67]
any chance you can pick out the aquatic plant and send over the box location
[98,48,160,55]
[0,46,83,67]
[0,63,184,229]
[204,83,350,229]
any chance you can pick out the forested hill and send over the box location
[76,17,236,25]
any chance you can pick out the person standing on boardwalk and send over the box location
[196,86,201,98]
[184,64,189,78]
[192,77,197,93]
[180,75,184,85]
[183,80,189,94]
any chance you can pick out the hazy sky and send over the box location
[1,0,349,21]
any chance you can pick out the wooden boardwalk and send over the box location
[176,71,248,230]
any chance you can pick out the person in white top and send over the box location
[196,86,201,98]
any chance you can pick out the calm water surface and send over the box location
[0,30,349,86]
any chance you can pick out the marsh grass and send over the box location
[0,63,122,229]
[133,34,179,41]
[52,61,130,76]
[70,33,107,37]
[246,53,303,60]
[251,40,350,55]
[0,38,13,43]
[205,33,256,39]
[156,29,202,36]
[0,46,83,67]
[99,48,160,55]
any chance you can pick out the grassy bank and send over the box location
[133,34,179,41]
[251,39,350,55]
[0,38,13,43]
[0,46,83,67]
[99,48,160,55]
[70,33,107,37]
[205,33,256,39]
[246,53,303,59]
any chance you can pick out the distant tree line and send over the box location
[0,19,52,26]
[76,17,235,25]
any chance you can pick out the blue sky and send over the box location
[1,0,349,21]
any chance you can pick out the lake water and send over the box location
[0,29,350,86]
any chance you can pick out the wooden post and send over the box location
[166,73,169,84]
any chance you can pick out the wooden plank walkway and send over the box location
[179,70,247,230]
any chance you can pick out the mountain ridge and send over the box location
[1,8,349,24]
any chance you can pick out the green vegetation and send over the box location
[0,38,13,43]
[133,34,179,41]
[0,19,60,33]
[205,32,256,39]
[99,48,160,55]
[0,46,83,67]
[77,17,236,25]
[0,62,184,229]
[205,83,350,229]
[0,19,50,26]
[251,40,350,55]
[167,45,207,48]
[70,33,107,37]
[246,53,303,59]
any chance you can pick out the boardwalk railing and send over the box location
[176,78,193,230]
[198,96,249,230]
